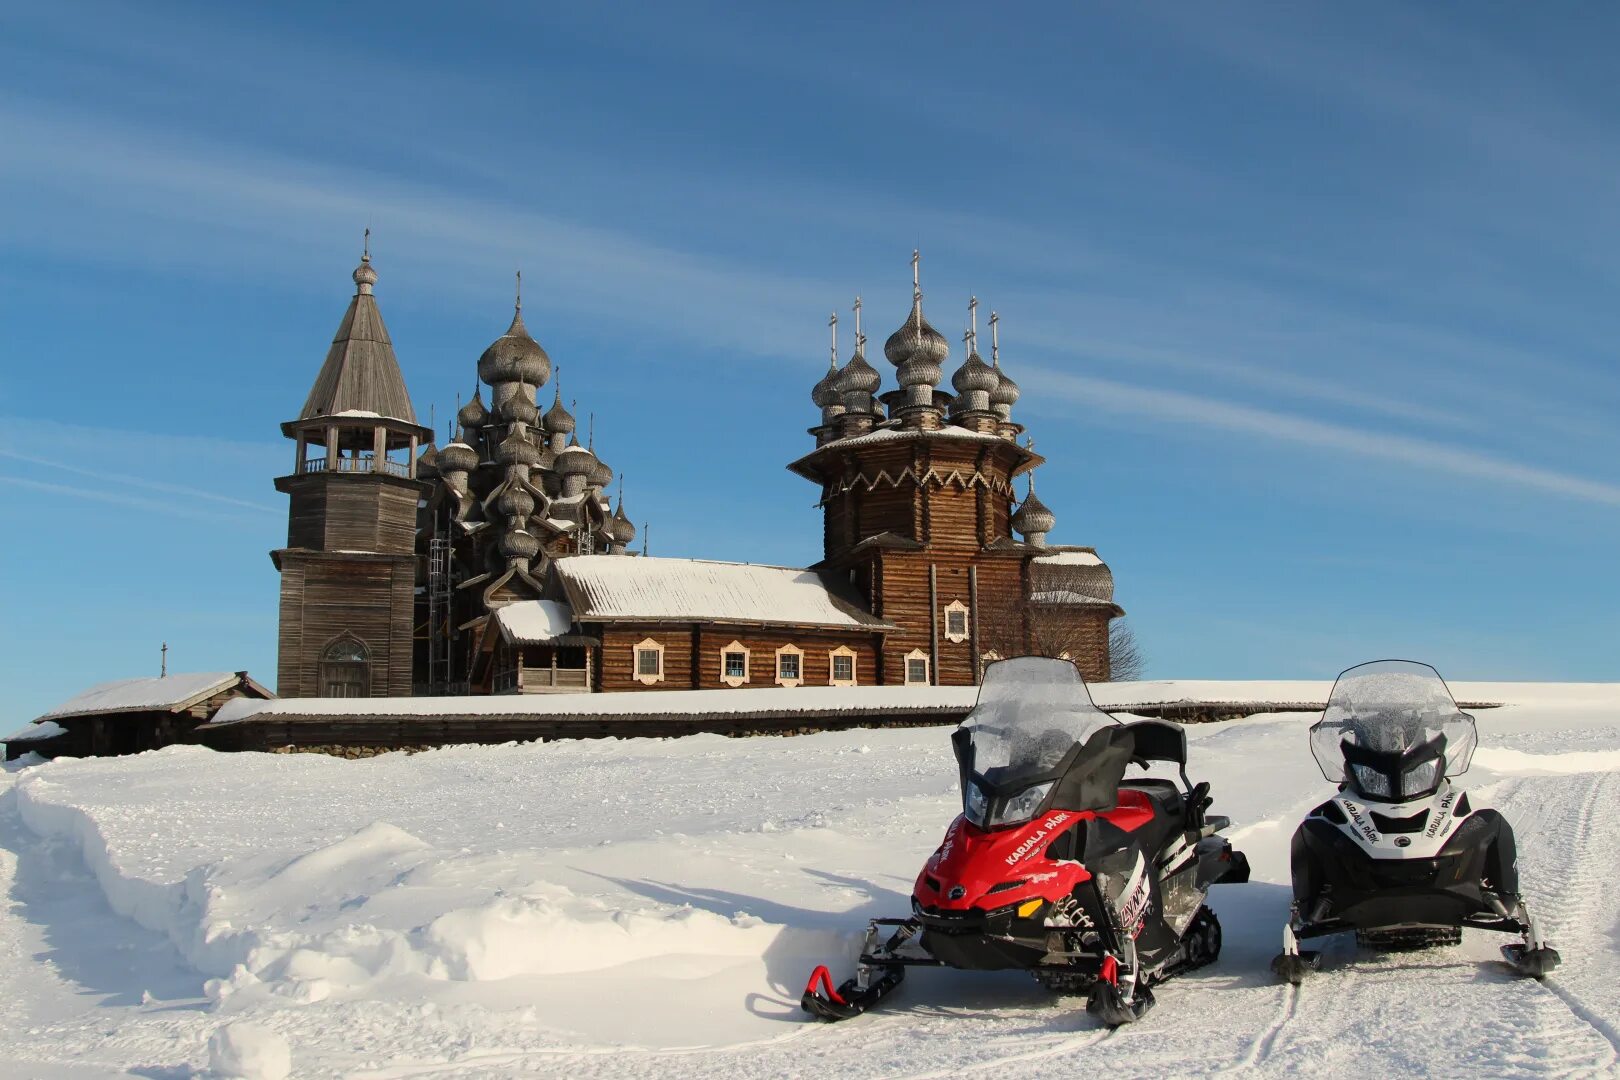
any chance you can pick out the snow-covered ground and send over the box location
[1,681,1617,1078]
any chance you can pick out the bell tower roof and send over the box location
[297,240,420,426]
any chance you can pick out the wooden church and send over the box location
[271,249,1121,701]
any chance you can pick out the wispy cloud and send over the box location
[1023,367,1620,508]
[0,449,277,513]
[0,476,271,524]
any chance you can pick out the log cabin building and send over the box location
[270,249,1121,706]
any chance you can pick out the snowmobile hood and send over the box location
[916,810,1099,914]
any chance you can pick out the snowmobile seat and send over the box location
[1121,778,1185,822]
[1122,720,1194,791]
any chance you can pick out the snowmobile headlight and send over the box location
[964,781,990,827]
[1350,763,1391,799]
[989,781,1055,828]
[1401,759,1440,796]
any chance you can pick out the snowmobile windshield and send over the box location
[958,658,1121,826]
[1309,660,1478,797]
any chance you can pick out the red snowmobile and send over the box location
[802,657,1250,1026]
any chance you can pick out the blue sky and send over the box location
[3,2,1618,721]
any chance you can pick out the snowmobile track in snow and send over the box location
[1510,771,1620,1072]
[893,1021,1117,1079]
[1220,982,1299,1074]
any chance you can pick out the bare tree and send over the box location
[973,590,1116,684]
[1107,619,1146,682]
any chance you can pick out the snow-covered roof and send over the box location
[821,424,1004,451]
[1029,590,1116,607]
[553,557,892,630]
[4,720,66,742]
[200,678,1507,731]
[206,684,973,727]
[494,600,578,644]
[1033,551,1103,567]
[36,672,270,721]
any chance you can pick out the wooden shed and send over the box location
[5,672,274,760]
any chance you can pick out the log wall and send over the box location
[596,624,880,691]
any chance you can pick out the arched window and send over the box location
[321,634,371,698]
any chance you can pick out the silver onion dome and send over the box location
[990,367,1021,409]
[884,297,950,368]
[543,391,576,435]
[587,452,613,489]
[499,527,541,560]
[1012,489,1056,537]
[951,350,999,395]
[416,444,440,479]
[478,310,552,388]
[352,255,378,294]
[437,441,478,473]
[496,433,543,467]
[555,437,593,476]
[811,359,842,408]
[496,486,535,521]
[612,505,636,545]
[458,391,489,429]
[836,353,881,395]
[496,391,539,426]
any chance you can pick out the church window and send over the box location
[829,646,857,686]
[905,649,930,685]
[943,600,971,643]
[775,644,803,687]
[720,641,750,687]
[320,634,370,698]
[632,638,665,685]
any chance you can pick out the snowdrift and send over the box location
[1,682,1617,1077]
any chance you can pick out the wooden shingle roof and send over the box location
[298,258,419,424]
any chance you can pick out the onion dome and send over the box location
[352,254,378,294]
[496,432,543,467]
[496,391,539,426]
[543,390,576,435]
[836,352,881,396]
[897,354,944,392]
[458,390,489,429]
[416,443,440,479]
[951,349,999,395]
[1011,488,1056,538]
[478,309,552,388]
[437,440,478,473]
[811,359,842,408]
[556,436,593,476]
[499,527,541,560]
[884,296,950,368]
[587,452,613,489]
[612,504,636,545]
[990,366,1020,409]
[496,486,535,521]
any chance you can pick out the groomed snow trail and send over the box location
[1,688,1616,1077]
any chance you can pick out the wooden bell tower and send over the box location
[271,243,432,698]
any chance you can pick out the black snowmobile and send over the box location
[802,656,1251,1027]
[1273,659,1560,983]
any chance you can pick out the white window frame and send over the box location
[943,599,971,643]
[774,644,804,688]
[828,645,858,687]
[719,640,751,687]
[632,637,665,685]
[904,648,931,686]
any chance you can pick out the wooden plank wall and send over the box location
[596,624,879,691]
[276,552,417,697]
